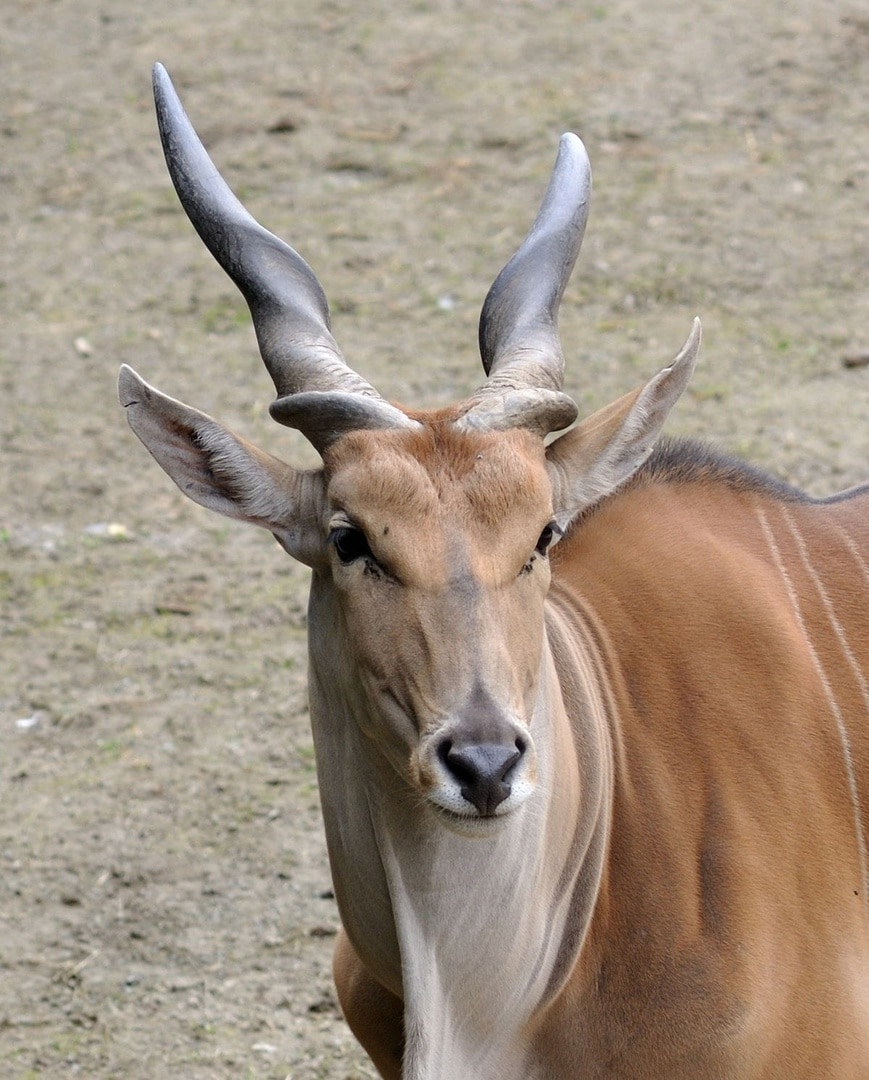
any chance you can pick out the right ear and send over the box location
[118,365,326,567]
[546,319,701,529]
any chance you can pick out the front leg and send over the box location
[333,928,404,1079]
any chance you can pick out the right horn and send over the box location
[152,64,416,451]
[476,133,592,399]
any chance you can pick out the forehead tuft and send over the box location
[324,422,552,528]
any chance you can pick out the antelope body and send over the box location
[120,65,869,1078]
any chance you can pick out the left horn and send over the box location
[152,64,416,451]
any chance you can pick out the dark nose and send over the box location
[439,740,524,815]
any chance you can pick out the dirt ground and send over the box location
[1,0,866,1076]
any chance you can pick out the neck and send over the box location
[307,578,612,1077]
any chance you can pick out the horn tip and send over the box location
[556,132,592,191]
[152,61,170,91]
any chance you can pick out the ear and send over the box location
[546,319,701,529]
[118,365,326,567]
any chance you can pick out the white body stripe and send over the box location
[758,505,869,906]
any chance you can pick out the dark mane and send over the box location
[614,437,869,506]
[628,437,810,502]
[571,438,868,531]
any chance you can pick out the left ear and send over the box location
[546,319,701,530]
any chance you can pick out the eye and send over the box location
[535,522,560,556]
[330,526,373,565]
[520,522,561,576]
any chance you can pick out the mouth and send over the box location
[429,801,515,837]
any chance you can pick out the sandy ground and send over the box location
[1,0,866,1076]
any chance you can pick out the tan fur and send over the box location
[324,453,869,1078]
[122,361,869,1077]
[529,478,869,1077]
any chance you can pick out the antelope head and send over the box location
[120,64,700,834]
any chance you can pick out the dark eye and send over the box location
[520,522,561,576]
[535,522,559,556]
[330,526,372,564]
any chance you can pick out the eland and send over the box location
[119,64,869,1078]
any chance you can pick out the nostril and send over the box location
[439,740,479,787]
[437,738,459,777]
[502,738,526,784]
